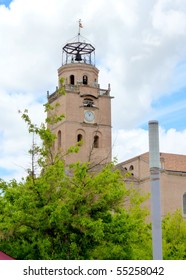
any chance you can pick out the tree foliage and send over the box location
[0,160,152,259]
[162,210,186,259]
[0,100,152,259]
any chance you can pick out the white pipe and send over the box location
[148,120,163,260]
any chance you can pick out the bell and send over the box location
[75,52,82,61]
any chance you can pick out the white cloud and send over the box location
[160,127,186,154]
[152,0,186,36]
[0,0,186,180]
[113,126,186,163]
[112,128,149,162]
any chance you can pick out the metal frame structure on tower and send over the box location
[62,20,95,66]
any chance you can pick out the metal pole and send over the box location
[148,120,163,260]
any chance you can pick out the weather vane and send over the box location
[78,19,83,39]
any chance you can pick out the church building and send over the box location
[47,25,186,217]
[117,152,186,218]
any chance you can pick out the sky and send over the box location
[0,0,186,181]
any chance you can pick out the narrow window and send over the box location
[183,193,186,215]
[77,134,83,142]
[57,130,62,149]
[93,135,99,148]
[70,75,75,85]
[83,75,88,85]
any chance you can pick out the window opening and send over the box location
[57,130,62,149]
[77,134,83,142]
[93,135,99,148]
[129,165,134,171]
[83,75,88,85]
[83,98,94,107]
[70,75,75,85]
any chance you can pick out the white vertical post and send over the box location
[148,120,163,260]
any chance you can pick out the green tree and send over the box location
[0,94,152,260]
[0,161,151,259]
[162,210,186,259]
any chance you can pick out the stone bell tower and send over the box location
[47,26,112,166]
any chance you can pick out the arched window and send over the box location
[77,134,83,142]
[183,193,186,215]
[129,165,134,171]
[83,98,94,107]
[93,135,99,148]
[76,129,85,145]
[83,75,88,85]
[70,75,75,85]
[57,130,62,149]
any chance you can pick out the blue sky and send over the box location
[0,0,12,7]
[139,86,186,131]
[0,0,186,181]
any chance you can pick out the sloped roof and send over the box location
[0,251,14,260]
[159,152,186,172]
[117,152,186,173]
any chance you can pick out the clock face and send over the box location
[84,111,95,122]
